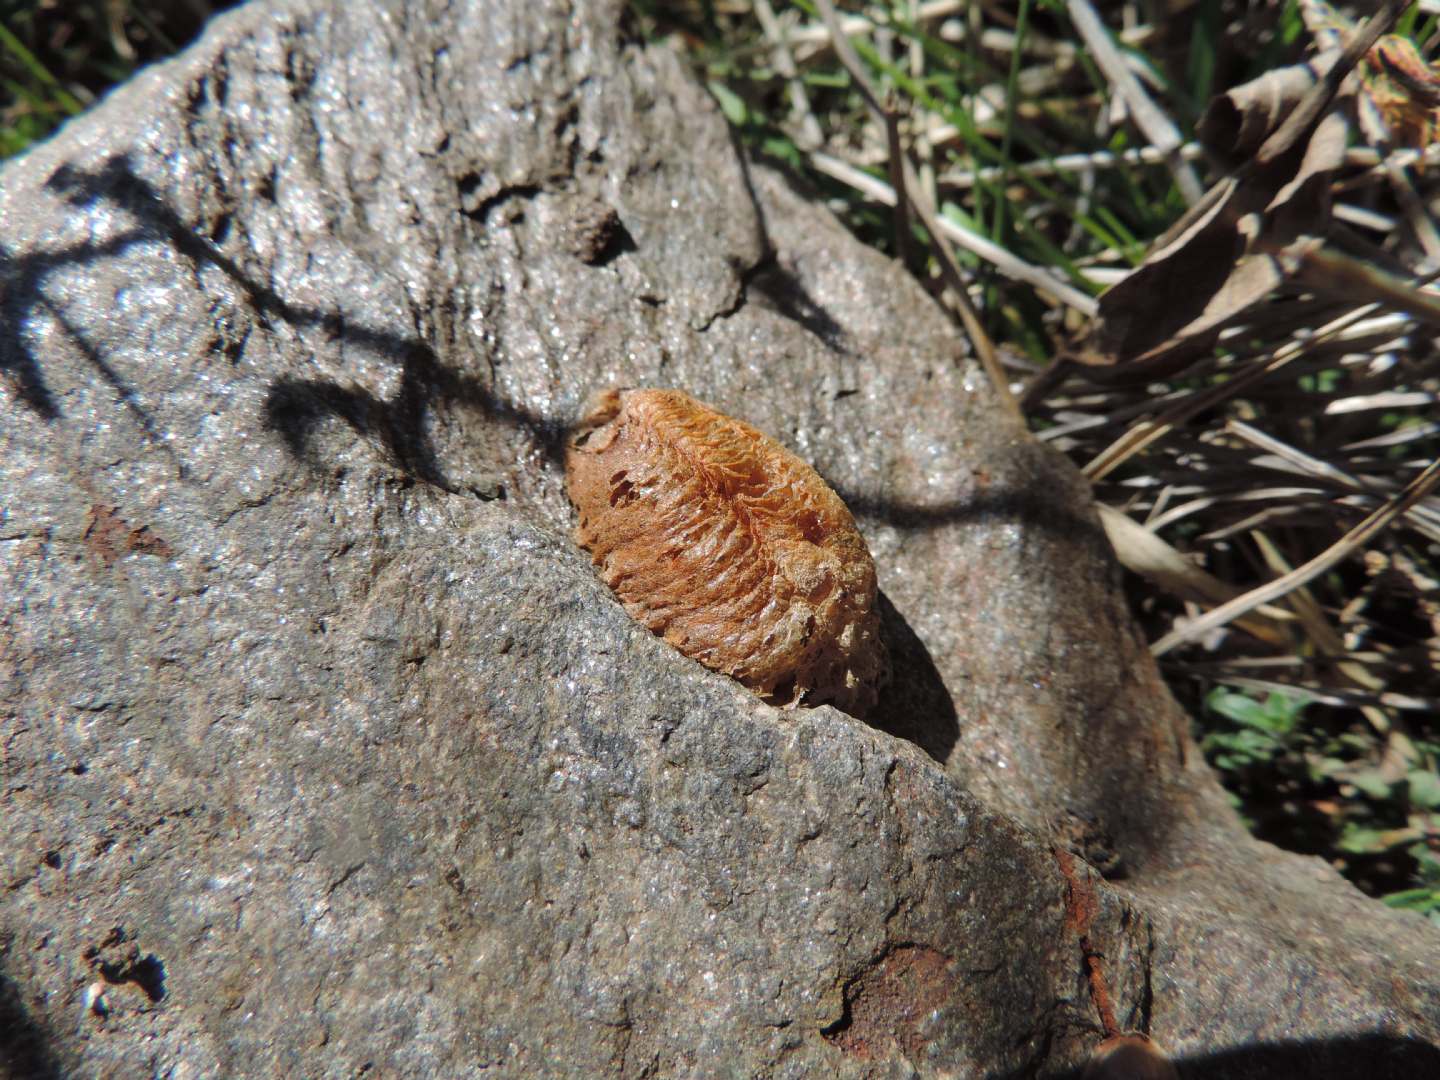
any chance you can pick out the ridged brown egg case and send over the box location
[565,388,889,718]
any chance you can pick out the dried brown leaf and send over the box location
[1075,49,1350,382]
[1198,56,1332,165]
[1097,504,1290,647]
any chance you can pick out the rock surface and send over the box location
[1,1,1437,1077]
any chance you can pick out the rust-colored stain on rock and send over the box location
[822,944,953,1059]
[565,388,888,717]
[83,505,174,567]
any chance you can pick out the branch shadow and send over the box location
[0,229,145,420]
[728,128,856,357]
[14,154,1098,537]
[23,155,569,489]
[743,255,851,354]
[841,483,1104,539]
[12,154,1102,778]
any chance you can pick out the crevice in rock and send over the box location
[1054,846,1118,1041]
[461,180,541,222]
[98,953,168,1004]
[84,928,167,1005]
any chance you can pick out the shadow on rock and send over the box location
[744,256,851,354]
[28,155,569,491]
[842,477,1105,542]
[868,591,959,765]
[16,153,1097,548]
[1039,1032,1440,1080]
[0,964,64,1080]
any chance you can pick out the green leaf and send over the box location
[1349,769,1394,801]
[1383,887,1440,913]
[1407,769,1440,810]
[1206,689,1267,726]
[0,22,85,116]
[1338,824,1393,855]
[707,81,747,127]
[1406,842,1440,880]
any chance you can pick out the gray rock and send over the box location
[1,1,1436,1076]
